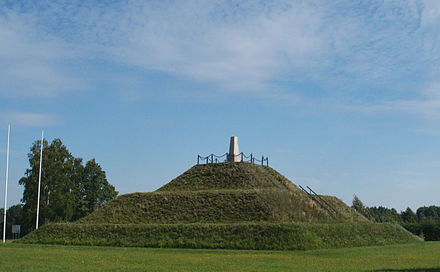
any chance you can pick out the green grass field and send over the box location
[1,242,440,271]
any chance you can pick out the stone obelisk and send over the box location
[227,136,241,162]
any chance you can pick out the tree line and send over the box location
[1,138,118,238]
[352,195,440,240]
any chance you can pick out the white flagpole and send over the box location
[3,125,10,244]
[36,130,44,230]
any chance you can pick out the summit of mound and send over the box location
[157,162,301,192]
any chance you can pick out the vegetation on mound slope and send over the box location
[78,190,333,224]
[157,163,299,192]
[320,195,367,222]
[79,163,366,224]
[19,222,421,250]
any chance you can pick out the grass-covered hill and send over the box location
[158,163,298,191]
[78,163,365,224]
[19,162,421,250]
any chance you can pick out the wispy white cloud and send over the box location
[421,0,440,26]
[101,1,327,90]
[395,179,439,194]
[293,176,323,190]
[0,1,439,100]
[100,0,436,90]
[343,82,440,119]
[0,8,88,97]
[0,112,59,127]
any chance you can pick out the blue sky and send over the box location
[1,0,440,211]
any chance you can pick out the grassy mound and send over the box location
[78,190,333,224]
[19,162,419,249]
[79,163,366,224]
[20,222,421,250]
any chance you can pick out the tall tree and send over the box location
[0,204,24,239]
[352,195,371,220]
[417,206,440,223]
[82,159,117,215]
[19,138,118,234]
[401,207,417,223]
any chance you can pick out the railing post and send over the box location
[241,152,243,162]
[250,154,253,164]
[197,155,200,165]
[211,154,214,164]
[261,156,264,165]
[206,157,208,164]
[266,157,269,166]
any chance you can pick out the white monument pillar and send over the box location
[227,136,241,162]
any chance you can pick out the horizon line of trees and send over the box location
[1,138,118,238]
[352,195,440,240]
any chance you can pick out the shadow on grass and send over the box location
[373,269,440,272]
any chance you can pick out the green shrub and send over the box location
[402,222,440,241]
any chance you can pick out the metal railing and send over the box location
[298,185,339,219]
[197,152,269,166]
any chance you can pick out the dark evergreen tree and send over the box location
[82,159,117,215]
[417,206,440,223]
[401,207,417,223]
[367,206,402,223]
[0,204,24,239]
[351,195,371,220]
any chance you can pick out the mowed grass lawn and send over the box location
[1,242,440,271]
